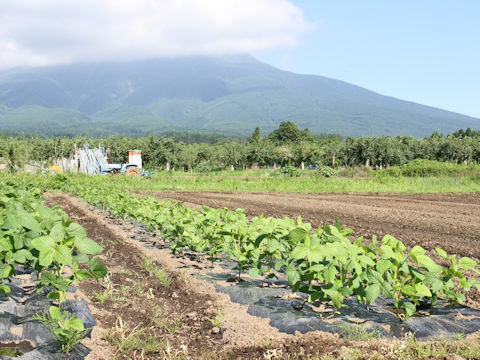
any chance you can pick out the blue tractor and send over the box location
[99,163,142,176]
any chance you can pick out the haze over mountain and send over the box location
[0,55,478,137]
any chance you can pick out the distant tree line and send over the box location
[1,122,479,171]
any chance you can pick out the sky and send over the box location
[0,0,479,118]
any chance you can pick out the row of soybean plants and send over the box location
[0,180,107,353]
[44,174,480,319]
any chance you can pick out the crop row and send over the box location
[31,174,480,319]
[0,180,107,352]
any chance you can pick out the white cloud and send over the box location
[0,0,313,70]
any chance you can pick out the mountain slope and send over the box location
[0,55,478,137]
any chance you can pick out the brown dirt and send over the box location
[139,191,480,260]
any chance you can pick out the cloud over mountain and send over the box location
[0,0,313,70]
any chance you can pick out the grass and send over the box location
[334,324,383,341]
[153,309,184,335]
[45,168,478,195]
[103,318,166,360]
[209,309,223,328]
[93,275,126,303]
[140,257,173,287]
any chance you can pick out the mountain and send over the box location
[0,55,478,137]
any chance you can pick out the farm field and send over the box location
[2,173,480,359]
[44,190,480,359]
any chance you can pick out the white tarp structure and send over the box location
[75,144,108,174]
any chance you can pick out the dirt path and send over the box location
[139,191,480,260]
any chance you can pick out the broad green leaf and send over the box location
[459,257,477,271]
[401,285,417,297]
[75,269,91,280]
[21,213,41,233]
[331,291,343,309]
[286,269,299,287]
[89,257,108,279]
[366,284,381,304]
[410,245,426,258]
[67,317,85,331]
[67,223,87,240]
[49,223,65,242]
[416,255,443,273]
[49,306,61,320]
[31,236,55,252]
[376,259,392,275]
[414,283,432,298]
[54,245,72,265]
[74,237,103,255]
[286,228,307,243]
[249,267,260,278]
[14,249,32,263]
[291,244,309,260]
[425,273,443,293]
[39,248,55,267]
[404,302,416,316]
[435,248,448,258]
[0,285,11,293]
[324,263,338,283]
[0,238,12,252]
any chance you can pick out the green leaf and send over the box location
[286,228,307,243]
[416,255,443,272]
[249,267,260,278]
[49,223,65,242]
[291,244,309,259]
[74,237,103,255]
[39,248,55,267]
[75,269,91,281]
[67,223,87,240]
[14,249,32,263]
[89,257,108,280]
[404,302,416,317]
[31,236,55,252]
[410,245,426,258]
[331,291,343,309]
[401,285,417,297]
[67,317,85,331]
[459,257,477,271]
[54,245,72,265]
[324,263,338,283]
[376,259,391,275]
[366,284,381,304]
[414,283,432,298]
[49,306,61,320]
[435,248,448,258]
[0,285,11,293]
[286,265,299,287]
[20,214,41,233]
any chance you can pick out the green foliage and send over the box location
[317,165,335,178]
[0,180,107,353]
[32,306,89,353]
[381,159,480,177]
[278,166,301,177]
[26,174,480,321]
